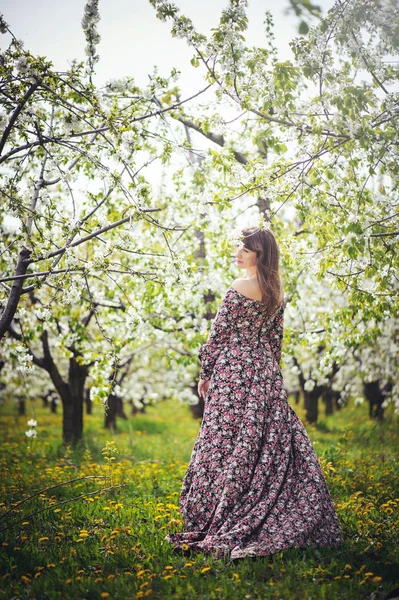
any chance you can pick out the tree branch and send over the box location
[0,247,32,340]
[0,80,40,156]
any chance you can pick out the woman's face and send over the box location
[235,242,257,270]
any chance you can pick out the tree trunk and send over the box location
[50,396,57,414]
[61,356,87,444]
[130,399,146,415]
[61,392,84,444]
[105,394,128,430]
[18,397,25,416]
[323,388,334,416]
[0,247,32,340]
[85,388,92,415]
[334,391,342,411]
[304,389,319,423]
[105,394,117,431]
[363,380,389,421]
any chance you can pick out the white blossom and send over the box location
[304,379,316,392]
[25,429,37,438]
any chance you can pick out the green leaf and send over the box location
[298,20,309,35]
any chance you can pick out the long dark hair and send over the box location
[240,226,284,313]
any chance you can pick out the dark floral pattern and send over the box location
[165,287,342,560]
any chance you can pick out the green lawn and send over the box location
[0,395,398,599]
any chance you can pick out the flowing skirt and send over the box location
[165,351,342,560]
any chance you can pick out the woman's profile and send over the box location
[164,225,342,561]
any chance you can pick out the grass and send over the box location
[0,394,398,599]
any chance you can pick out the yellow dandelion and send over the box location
[201,566,211,573]
[372,576,382,583]
[38,537,49,542]
[20,575,31,584]
[65,578,73,584]
[101,594,110,598]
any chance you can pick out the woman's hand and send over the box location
[198,378,211,401]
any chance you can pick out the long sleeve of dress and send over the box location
[267,303,285,366]
[198,291,233,380]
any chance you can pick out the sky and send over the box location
[1,0,335,94]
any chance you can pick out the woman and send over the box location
[165,226,342,561]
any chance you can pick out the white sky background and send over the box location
[1,0,335,91]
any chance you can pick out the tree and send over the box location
[149,0,399,416]
[0,2,210,442]
[2,0,398,440]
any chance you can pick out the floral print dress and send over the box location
[165,287,342,560]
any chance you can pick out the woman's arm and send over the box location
[198,290,234,380]
[268,303,285,366]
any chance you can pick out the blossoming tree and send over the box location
[149,0,399,417]
[1,0,398,442]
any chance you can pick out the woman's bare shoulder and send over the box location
[231,278,263,301]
